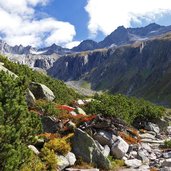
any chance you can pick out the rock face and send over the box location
[29,82,55,101]
[72,40,99,52]
[72,128,111,169]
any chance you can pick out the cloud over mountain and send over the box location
[85,0,171,37]
[0,0,77,47]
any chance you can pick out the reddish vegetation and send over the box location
[57,105,75,112]
[118,128,141,144]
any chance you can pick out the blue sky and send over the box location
[0,0,171,48]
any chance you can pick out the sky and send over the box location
[0,0,171,48]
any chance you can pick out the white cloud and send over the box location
[65,41,81,49]
[0,0,76,47]
[85,0,171,37]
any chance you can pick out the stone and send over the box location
[129,151,138,159]
[28,145,40,155]
[65,152,76,166]
[70,111,77,116]
[167,126,171,135]
[163,152,171,159]
[153,118,169,132]
[102,145,110,157]
[140,143,152,153]
[125,159,142,168]
[137,150,149,164]
[139,133,156,140]
[41,116,59,133]
[72,128,111,170]
[29,82,55,101]
[76,99,85,106]
[57,155,70,171]
[26,89,36,107]
[75,107,86,115]
[145,122,160,134]
[93,130,117,146]
[111,136,129,159]
[160,167,171,171]
[66,121,76,131]
[162,159,171,167]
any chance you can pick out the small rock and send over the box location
[93,130,117,146]
[139,133,156,140]
[65,152,76,166]
[140,143,152,153]
[125,159,142,168]
[75,107,86,115]
[137,150,149,164]
[129,151,138,159]
[145,122,160,134]
[167,126,171,135]
[66,121,76,131]
[76,99,85,106]
[162,159,171,167]
[163,152,171,159]
[160,167,171,171]
[28,145,40,155]
[111,136,129,159]
[58,155,70,170]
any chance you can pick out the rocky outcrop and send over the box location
[72,40,99,52]
[72,128,111,170]
[29,82,55,101]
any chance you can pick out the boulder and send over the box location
[72,128,111,169]
[28,145,40,155]
[102,145,110,157]
[75,107,86,115]
[125,159,142,168]
[57,155,70,171]
[145,122,160,134]
[111,136,129,159]
[93,130,117,146]
[26,89,36,107]
[65,152,76,166]
[41,116,59,133]
[29,82,55,101]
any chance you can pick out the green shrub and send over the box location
[45,137,71,155]
[164,140,171,148]
[85,93,165,124]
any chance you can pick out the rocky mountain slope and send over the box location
[48,33,171,106]
[2,23,171,106]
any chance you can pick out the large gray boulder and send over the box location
[111,136,129,159]
[29,82,55,101]
[72,128,111,170]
